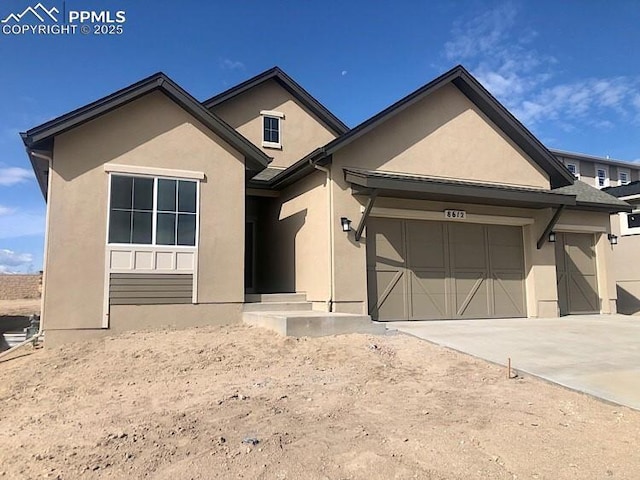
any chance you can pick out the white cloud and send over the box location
[442,3,640,131]
[0,249,33,273]
[0,167,33,186]
[219,59,245,71]
[0,205,15,216]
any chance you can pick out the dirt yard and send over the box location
[1,324,639,480]
[0,299,41,317]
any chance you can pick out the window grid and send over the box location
[596,167,608,188]
[263,116,280,144]
[619,170,630,185]
[108,174,198,247]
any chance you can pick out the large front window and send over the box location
[108,174,198,246]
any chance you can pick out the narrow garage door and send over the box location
[555,232,599,315]
[367,218,526,321]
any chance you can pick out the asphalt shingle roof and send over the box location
[603,181,640,199]
[552,180,631,211]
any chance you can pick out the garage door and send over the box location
[367,218,526,321]
[555,232,599,315]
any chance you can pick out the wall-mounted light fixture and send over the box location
[548,231,557,243]
[340,217,352,232]
[608,233,618,245]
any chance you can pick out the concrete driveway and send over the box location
[387,315,640,410]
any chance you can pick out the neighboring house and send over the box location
[21,65,631,346]
[603,181,640,314]
[553,149,640,189]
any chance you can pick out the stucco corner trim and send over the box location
[104,163,205,180]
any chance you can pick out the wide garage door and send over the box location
[367,218,526,321]
[555,232,599,315]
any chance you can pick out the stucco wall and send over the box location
[611,203,640,314]
[46,91,246,334]
[256,170,330,308]
[211,79,338,170]
[335,84,550,190]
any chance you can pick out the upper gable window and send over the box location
[595,165,609,189]
[619,168,630,185]
[260,110,284,149]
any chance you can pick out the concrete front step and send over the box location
[243,302,313,312]
[243,310,386,337]
[245,293,307,303]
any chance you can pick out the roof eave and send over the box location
[21,73,271,172]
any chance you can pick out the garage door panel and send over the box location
[450,224,487,270]
[410,269,448,318]
[453,272,490,317]
[568,273,599,313]
[367,218,405,267]
[368,270,406,320]
[493,272,526,317]
[406,221,446,268]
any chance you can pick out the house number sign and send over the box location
[444,209,466,219]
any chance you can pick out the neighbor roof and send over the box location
[552,180,632,212]
[22,72,273,197]
[603,180,640,199]
[203,67,349,136]
[551,149,640,171]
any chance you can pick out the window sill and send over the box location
[262,141,282,150]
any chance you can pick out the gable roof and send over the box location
[315,65,575,189]
[203,67,349,136]
[22,72,273,196]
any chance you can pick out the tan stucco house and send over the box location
[22,65,632,345]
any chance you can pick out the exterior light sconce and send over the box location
[341,217,352,232]
[608,233,618,245]
[548,232,557,243]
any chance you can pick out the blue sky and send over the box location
[1,0,640,272]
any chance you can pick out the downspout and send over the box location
[0,150,50,360]
[310,158,334,312]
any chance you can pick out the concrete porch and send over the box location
[242,293,385,337]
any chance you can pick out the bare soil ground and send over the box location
[0,299,41,317]
[1,324,639,480]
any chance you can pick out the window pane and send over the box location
[132,211,152,244]
[271,128,279,143]
[178,181,197,213]
[109,210,132,243]
[628,214,640,229]
[133,177,154,210]
[157,213,176,245]
[177,214,196,246]
[111,176,133,209]
[158,179,177,211]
